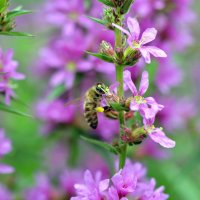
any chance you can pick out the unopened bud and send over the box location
[123,47,141,66]
[99,41,114,57]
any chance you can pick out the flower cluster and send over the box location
[72,161,169,200]
[0,48,25,105]
[0,129,14,174]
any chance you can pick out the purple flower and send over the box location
[111,163,137,197]
[144,118,176,148]
[112,17,167,63]
[71,170,109,200]
[134,178,169,200]
[0,129,14,174]
[72,162,169,200]
[124,70,163,120]
[0,184,13,200]
[0,49,25,105]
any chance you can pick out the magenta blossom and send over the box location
[134,178,169,200]
[0,129,14,174]
[0,49,25,105]
[71,170,109,200]
[72,162,169,200]
[111,162,137,197]
[144,118,176,148]
[0,184,13,200]
[112,17,167,63]
[124,70,163,120]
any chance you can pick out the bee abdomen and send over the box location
[84,101,98,129]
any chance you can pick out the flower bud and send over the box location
[123,47,141,66]
[99,41,114,57]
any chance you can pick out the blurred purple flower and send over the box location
[95,114,119,141]
[0,129,14,174]
[0,49,25,105]
[144,118,176,148]
[36,99,76,134]
[113,17,167,64]
[158,97,196,131]
[0,184,13,200]
[60,169,83,196]
[44,0,92,36]
[155,57,182,93]
[124,70,163,120]
[24,173,59,200]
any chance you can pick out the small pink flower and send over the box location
[112,17,167,63]
[71,170,109,200]
[124,70,163,120]
[144,119,176,148]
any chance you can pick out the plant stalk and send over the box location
[115,17,127,169]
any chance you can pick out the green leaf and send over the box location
[0,0,7,12]
[98,0,114,7]
[0,102,33,118]
[86,51,113,63]
[81,135,118,154]
[87,16,106,25]
[0,31,34,37]
[7,10,32,20]
[121,0,134,14]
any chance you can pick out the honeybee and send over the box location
[65,82,133,129]
[84,83,110,129]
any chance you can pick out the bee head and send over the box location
[96,83,109,94]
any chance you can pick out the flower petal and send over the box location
[130,99,140,111]
[99,179,109,192]
[145,97,164,112]
[127,17,140,39]
[139,71,149,96]
[0,164,14,174]
[140,48,151,64]
[141,28,157,45]
[123,70,138,96]
[149,129,176,148]
[144,46,167,58]
[112,23,130,37]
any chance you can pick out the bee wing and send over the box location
[64,97,84,107]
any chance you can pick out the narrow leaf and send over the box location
[86,51,113,63]
[81,135,118,154]
[7,10,32,20]
[0,31,34,37]
[0,102,33,118]
[87,16,106,25]
[98,0,114,7]
[121,0,134,14]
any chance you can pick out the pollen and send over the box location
[95,107,104,113]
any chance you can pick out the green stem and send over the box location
[114,16,127,169]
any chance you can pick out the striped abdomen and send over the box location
[84,86,103,129]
